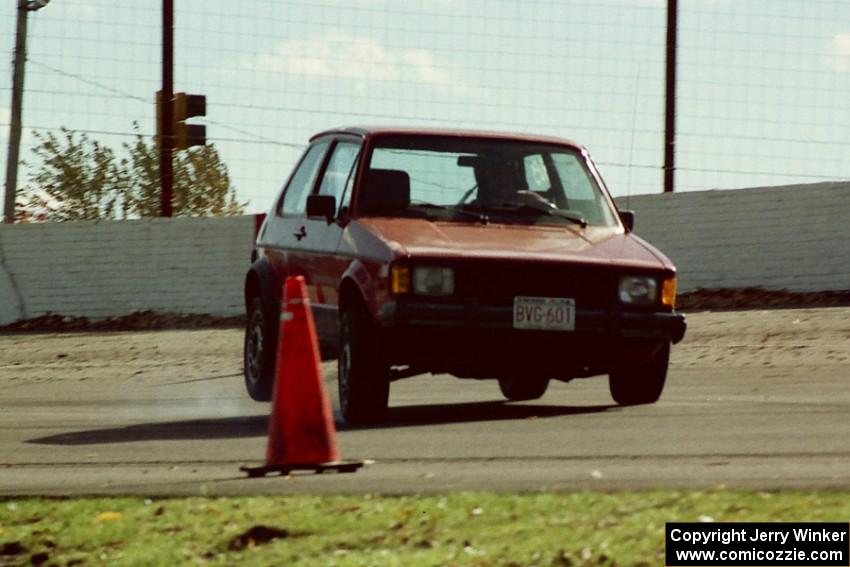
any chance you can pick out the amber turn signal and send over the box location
[661,276,677,308]
[390,265,411,294]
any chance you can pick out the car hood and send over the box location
[358,217,673,271]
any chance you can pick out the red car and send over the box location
[244,127,686,423]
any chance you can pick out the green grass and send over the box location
[1,490,847,566]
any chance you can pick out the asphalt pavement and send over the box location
[1,308,848,496]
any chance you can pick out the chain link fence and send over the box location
[2,0,848,214]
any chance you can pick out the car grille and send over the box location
[451,260,618,309]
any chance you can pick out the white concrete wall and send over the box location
[0,216,256,325]
[2,183,849,325]
[616,181,850,292]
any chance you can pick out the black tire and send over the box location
[609,342,670,406]
[338,303,390,424]
[498,376,550,401]
[243,295,277,402]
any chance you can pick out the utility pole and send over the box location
[160,0,174,217]
[664,0,678,193]
[3,1,47,223]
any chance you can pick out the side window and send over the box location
[318,141,361,211]
[278,141,330,216]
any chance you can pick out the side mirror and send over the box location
[306,194,337,223]
[619,209,635,232]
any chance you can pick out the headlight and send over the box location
[413,267,454,296]
[618,276,658,305]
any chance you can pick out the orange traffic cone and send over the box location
[242,276,362,477]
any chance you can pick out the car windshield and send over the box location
[361,136,619,227]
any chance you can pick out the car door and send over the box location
[257,139,332,286]
[286,137,363,343]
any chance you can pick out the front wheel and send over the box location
[338,304,390,424]
[498,376,549,401]
[243,296,277,401]
[608,342,670,406]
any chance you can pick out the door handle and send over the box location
[294,226,307,241]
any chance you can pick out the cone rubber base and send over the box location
[241,460,364,478]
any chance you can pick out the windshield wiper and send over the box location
[512,203,588,227]
[461,203,587,227]
[408,201,489,224]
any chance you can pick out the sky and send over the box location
[1,0,849,214]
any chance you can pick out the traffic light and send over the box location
[173,92,206,150]
[156,91,206,150]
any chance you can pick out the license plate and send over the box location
[513,296,575,331]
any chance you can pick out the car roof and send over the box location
[309,126,584,150]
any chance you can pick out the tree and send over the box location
[21,128,130,221]
[19,125,245,221]
[122,126,245,218]
[121,129,159,219]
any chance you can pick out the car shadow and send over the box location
[27,402,617,445]
[27,415,269,446]
[339,400,617,430]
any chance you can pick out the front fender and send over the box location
[339,259,387,321]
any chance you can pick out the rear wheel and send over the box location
[608,342,669,405]
[338,303,390,424]
[498,376,549,401]
[244,295,277,401]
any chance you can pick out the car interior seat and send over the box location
[358,169,411,215]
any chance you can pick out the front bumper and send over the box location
[381,300,686,343]
[378,299,686,377]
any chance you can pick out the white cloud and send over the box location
[349,0,457,9]
[400,50,452,85]
[249,32,459,89]
[621,0,733,6]
[832,33,850,72]
[624,0,664,6]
